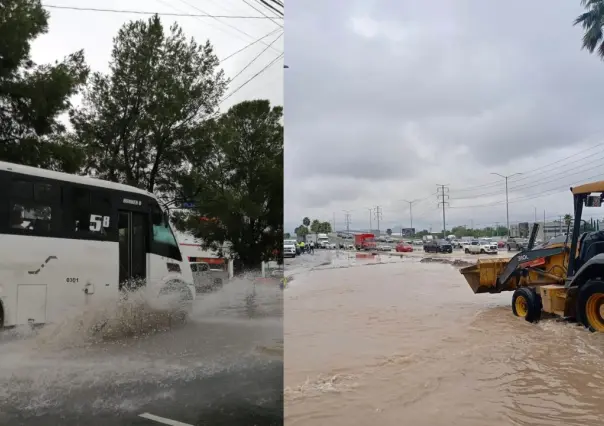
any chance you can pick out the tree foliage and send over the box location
[295,225,309,237]
[70,15,227,193]
[575,0,604,59]
[0,0,89,171]
[171,100,283,268]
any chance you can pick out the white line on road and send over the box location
[139,412,193,426]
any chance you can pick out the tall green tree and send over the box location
[172,100,283,268]
[70,15,227,193]
[0,0,89,171]
[295,225,309,238]
[310,219,321,233]
[575,0,604,59]
[318,221,332,233]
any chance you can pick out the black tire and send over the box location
[464,248,469,254]
[576,279,604,332]
[507,245,511,251]
[512,287,542,323]
[480,249,485,254]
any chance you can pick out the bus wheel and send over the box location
[577,280,604,332]
[512,287,541,323]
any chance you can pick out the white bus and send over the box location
[0,161,195,328]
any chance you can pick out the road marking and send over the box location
[138,413,193,426]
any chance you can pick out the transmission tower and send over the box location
[373,206,383,232]
[436,184,450,237]
[343,210,352,233]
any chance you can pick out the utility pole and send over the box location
[333,212,336,233]
[343,210,352,234]
[402,199,416,234]
[534,206,537,223]
[368,208,373,232]
[495,222,499,236]
[491,172,522,237]
[436,184,449,238]
[373,206,383,233]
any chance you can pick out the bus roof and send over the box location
[0,161,153,198]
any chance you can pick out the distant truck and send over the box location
[317,233,330,248]
[422,235,434,242]
[305,234,317,245]
[355,233,376,251]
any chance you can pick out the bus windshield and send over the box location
[152,206,178,247]
[153,221,178,246]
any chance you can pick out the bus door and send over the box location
[118,210,147,290]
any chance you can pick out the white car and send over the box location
[283,240,297,258]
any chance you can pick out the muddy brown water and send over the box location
[284,258,604,426]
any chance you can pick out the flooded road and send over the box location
[284,255,604,426]
[0,278,283,425]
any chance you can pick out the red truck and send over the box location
[354,233,376,251]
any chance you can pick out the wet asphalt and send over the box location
[0,279,284,426]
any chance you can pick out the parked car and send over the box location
[464,240,481,254]
[466,240,497,254]
[377,244,392,251]
[437,240,453,253]
[507,237,528,251]
[395,242,413,252]
[283,240,297,258]
[497,240,506,248]
[424,240,453,253]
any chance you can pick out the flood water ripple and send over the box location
[284,258,604,426]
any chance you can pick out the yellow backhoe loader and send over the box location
[460,180,604,332]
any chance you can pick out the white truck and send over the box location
[464,239,498,255]
[317,233,330,248]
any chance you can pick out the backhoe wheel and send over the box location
[512,287,542,323]
[576,280,604,332]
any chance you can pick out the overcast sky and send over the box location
[285,0,604,234]
[32,0,283,116]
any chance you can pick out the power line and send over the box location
[41,4,283,19]
[219,28,281,62]
[220,52,283,104]
[228,32,283,83]
[449,171,604,209]
[451,141,604,193]
[241,0,283,27]
[255,0,283,17]
[451,150,604,200]
[174,0,281,55]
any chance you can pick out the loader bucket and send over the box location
[459,258,511,294]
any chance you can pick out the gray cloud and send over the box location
[285,0,604,228]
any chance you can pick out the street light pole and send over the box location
[491,172,522,237]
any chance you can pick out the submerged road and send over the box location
[285,253,604,426]
[0,279,283,426]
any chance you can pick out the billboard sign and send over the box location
[401,228,415,237]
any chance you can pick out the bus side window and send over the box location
[71,187,91,233]
[10,201,52,232]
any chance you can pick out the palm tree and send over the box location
[564,214,573,226]
[574,0,604,59]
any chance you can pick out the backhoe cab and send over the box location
[461,180,604,332]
